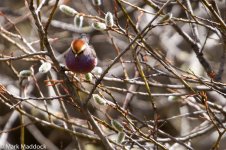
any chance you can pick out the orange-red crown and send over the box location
[71,39,86,54]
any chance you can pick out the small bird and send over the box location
[65,38,97,74]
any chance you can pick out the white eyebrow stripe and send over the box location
[80,44,87,51]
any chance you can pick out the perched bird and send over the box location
[65,38,97,74]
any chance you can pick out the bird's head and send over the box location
[71,39,87,54]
